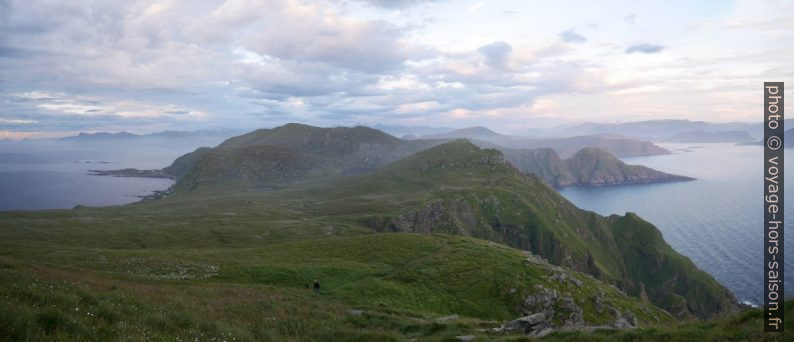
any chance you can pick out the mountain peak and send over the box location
[419,126,507,140]
[453,126,501,136]
[379,139,509,176]
[219,123,401,150]
[570,147,617,161]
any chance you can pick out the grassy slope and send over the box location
[304,140,734,319]
[547,300,793,341]
[0,219,668,340]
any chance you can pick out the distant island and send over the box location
[663,130,756,143]
[87,168,174,179]
[504,147,694,188]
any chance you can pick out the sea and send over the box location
[0,138,221,211]
[559,143,793,307]
[0,139,789,306]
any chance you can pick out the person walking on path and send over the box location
[313,280,320,293]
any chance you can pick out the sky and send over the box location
[1,0,793,138]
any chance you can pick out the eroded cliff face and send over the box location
[359,149,736,321]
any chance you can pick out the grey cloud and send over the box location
[0,1,621,134]
[477,41,513,70]
[245,16,414,74]
[559,29,586,43]
[626,43,664,54]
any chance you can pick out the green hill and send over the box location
[318,140,736,320]
[216,123,430,173]
[162,123,441,191]
[172,144,324,192]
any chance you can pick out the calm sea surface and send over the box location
[560,143,792,306]
[0,140,211,211]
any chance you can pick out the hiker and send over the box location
[313,280,320,293]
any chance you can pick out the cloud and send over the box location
[238,2,416,74]
[1,0,792,133]
[468,1,485,13]
[0,130,75,140]
[0,118,37,125]
[625,14,636,24]
[477,41,513,70]
[626,43,665,54]
[559,29,587,43]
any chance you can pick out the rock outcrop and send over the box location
[504,147,694,188]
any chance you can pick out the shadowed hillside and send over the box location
[161,124,442,191]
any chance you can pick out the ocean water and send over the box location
[559,143,793,306]
[0,140,214,211]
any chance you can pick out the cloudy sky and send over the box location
[1,0,792,138]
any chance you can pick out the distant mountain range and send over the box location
[418,126,508,140]
[748,128,794,147]
[372,124,454,138]
[663,130,756,143]
[417,126,671,158]
[56,119,777,146]
[59,129,244,142]
[532,119,788,143]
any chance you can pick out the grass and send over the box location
[0,140,763,339]
[0,225,669,340]
[545,301,794,341]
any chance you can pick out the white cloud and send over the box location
[467,1,484,13]
[1,0,793,135]
[0,118,37,125]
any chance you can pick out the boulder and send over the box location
[502,313,546,334]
